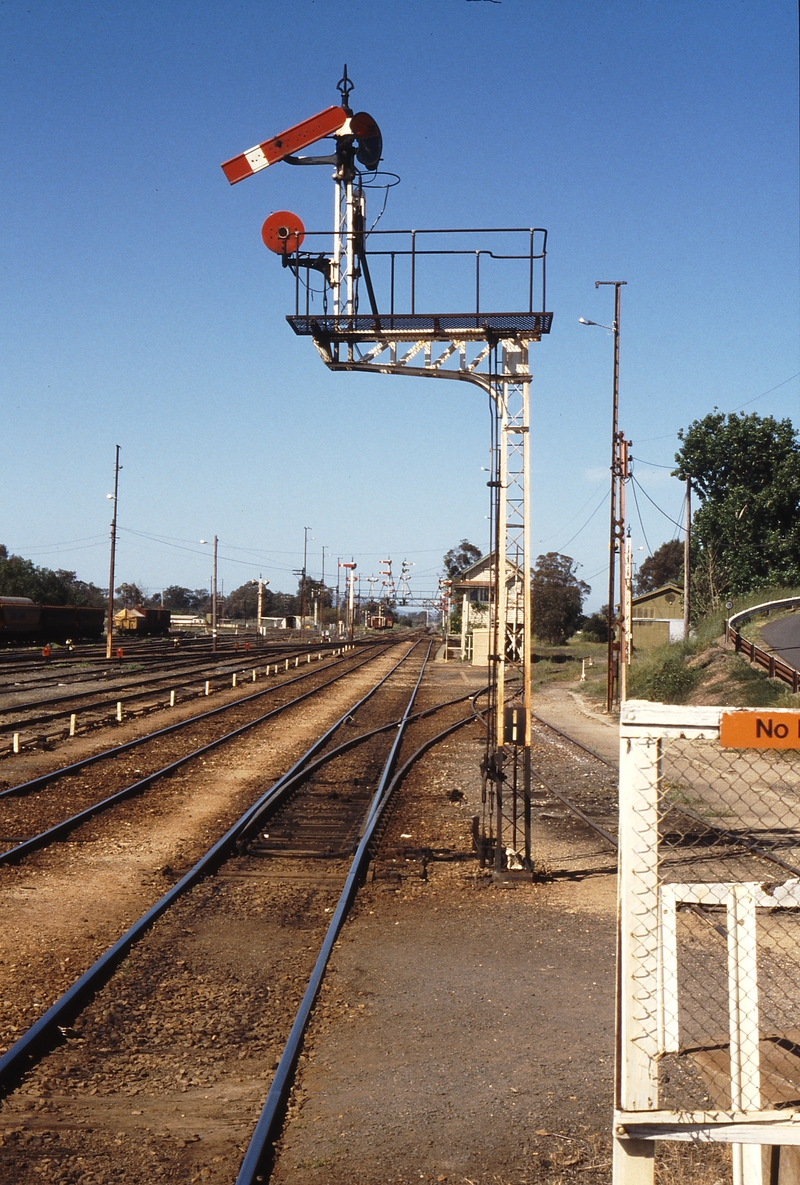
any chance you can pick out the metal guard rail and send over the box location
[725,597,800,693]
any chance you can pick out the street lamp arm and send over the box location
[579,317,615,331]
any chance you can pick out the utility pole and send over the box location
[593,280,627,713]
[320,545,326,632]
[620,529,633,702]
[301,526,312,631]
[106,445,121,660]
[212,536,218,652]
[617,438,632,702]
[336,557,342,635]
[340,562,357,641]
[684,478,691,641]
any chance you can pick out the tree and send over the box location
[0,549,105,606]
[673,411,800,605]
[443,539,482,579]
[116,582,145,608]
[634,540,684,595]
[161,586,209,612]
[531,553,590,645]
[581,608,609,643]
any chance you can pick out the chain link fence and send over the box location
[614,703,800,1185]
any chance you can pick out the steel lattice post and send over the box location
[486,344,532,873]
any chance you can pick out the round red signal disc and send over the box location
[261,211,305,255]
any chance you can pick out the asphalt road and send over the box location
[761,614,800,671]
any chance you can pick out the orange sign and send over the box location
[720,711,800,749]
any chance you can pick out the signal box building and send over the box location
[452,554,524,665]
[631,583,685,649]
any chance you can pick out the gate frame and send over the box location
[614,701,800,1185]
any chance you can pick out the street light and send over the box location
[578,317,614,331]
[580,280,627,712]
[200,537,218,651]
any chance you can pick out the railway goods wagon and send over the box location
[0,597,105,644]
[366,613,393,630]
[0,597,41,636]
[114,606,171,635]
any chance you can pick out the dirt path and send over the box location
[531,683,618,765]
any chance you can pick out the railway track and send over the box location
[0,638,484,1185]
[530,709,800,889]
[0,633,265,677]
[0,640,371,750]
[0,637,305,695]
[0,642,395,867]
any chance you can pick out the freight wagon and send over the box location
[0,597,105,644]
[366,612,394,630]
[113,607,171,635]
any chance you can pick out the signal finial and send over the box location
[336,64,354,115]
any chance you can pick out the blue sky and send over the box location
[2,0,797,610]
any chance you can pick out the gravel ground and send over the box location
[0,663,734,1184]
[0,646,409,1064]
[0,649,380,850]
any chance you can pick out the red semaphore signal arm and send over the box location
[221,105,348,184]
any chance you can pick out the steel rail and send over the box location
[0,644,397,865]
[235,640,433,1183]
[0,640,323,695]
[236,681,488,845]
[528,721,800,882]
[0,646,379,801]
[530,766,619,849]
[235,682,480,1184]
[0,641,427,1095]
[531,711,617,770]
[0,642,352,735]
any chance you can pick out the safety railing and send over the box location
[287,226,549,330]
[726,598,800,693]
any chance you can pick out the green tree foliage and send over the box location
[532,553,590,645]
[581,609,609,643]
[225,582,286,621]
[673,411,800,607]
[161,586,209,612]
[299,577,332,609]
[443,539,482,579]
[115,582,145,607]
[634,540,684,595]
[0,547,106,606]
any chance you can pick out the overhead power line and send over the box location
[630,476,685,532]
[556,487,610,553]
[629,480,653,556]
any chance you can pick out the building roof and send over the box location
[631,583,683,606]
[451,553,523,592]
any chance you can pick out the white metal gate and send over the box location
[615,702,800,1185]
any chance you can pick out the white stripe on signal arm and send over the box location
[244,146,270,173]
